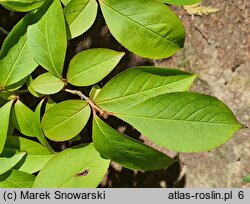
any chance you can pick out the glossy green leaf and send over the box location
[27,0,67,78]
[0,170,35,188]
[93,116,175,170]
[0,152,26,175]
[243,175,250,183]
[99,0,185,59]
[67,49,124,86]
[42,100,91,141]
[33,143,110,188]
[31,72,65,95]
[4,136,54,173]
[0,101,13,154]
[0,0,45,12]
[0,14,38,88]
[95,67,196,112]
[159,0,201,6]
[12,100,36,137]
[113,92,242,152]
[64,0,98,39]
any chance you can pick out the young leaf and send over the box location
[0,0,45,12]
[0,101,13,154]
[0,170,35,188]
[4,136,54,173]
[113,92,242,152]
[67,49,125,86]
[159,0,201,6]
[0,152,26,175]
[33,143,110,188]
[93,116,175,170]
[12,100,36,137]
[27,0,67,78]
[95,67,197,112]
[64,0,98,39]
[0,14,38,88]
[89,85,102,100]
[42,100,91,141]
[99,0,185,59]
[31,72,65,95]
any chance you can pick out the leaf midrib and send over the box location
[117,114,241,127]
[45,14,61,78]
[44,104,88,133]
[96,75,194,104]
[16,103,36,136]
[2,40,27,87]
[32,80,63,88]
[99,0,179,48]
[65,0,90,25]
[68,54,122,82]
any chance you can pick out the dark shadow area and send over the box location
[100,162,185,188]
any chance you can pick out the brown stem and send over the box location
[64,89,112,118]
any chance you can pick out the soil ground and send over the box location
[0,0,249,188]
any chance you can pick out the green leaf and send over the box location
[0,101,13,154]
[45,98,56,112]
[0,96,7,107]
[4,136,54,173]
[0,0,45,12]
[4,78,27,92]
[113,92,242,152]
[89,85,102,100]
[95,67,196,112]
[12,100,36,137]
[27,0,67,78]
[0,170,35,188]
[33,143,110,188]
[34,100,55,153]
[0,152,26,175]
[243,174,250,183]
[31,72,65,95]
[67,48,124,86]
[93,116,175,170]
[0,14,38,88]
[159,0,201,6]
[64,0,98,39]
[99,0,185,59]
[26,76,41,97]
[42,100,91,141]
